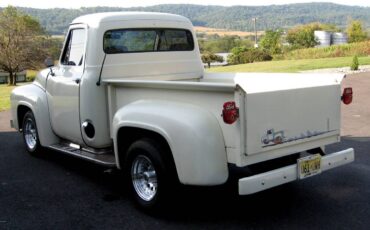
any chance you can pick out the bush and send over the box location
[26,70,37,82]
[351,55,359,70]
[201,52,224,68]
[228,47,272,65]
[26,75,36,82]
[244,49,273,63]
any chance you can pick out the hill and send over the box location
[4,3,370,35]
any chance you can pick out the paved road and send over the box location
[0,72,369,229]
[0,132,369,229]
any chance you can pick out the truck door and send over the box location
[46,26,87,144]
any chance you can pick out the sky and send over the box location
[0,0,370,9]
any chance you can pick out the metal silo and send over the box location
[332,32,348,45]
[314,31,332,47]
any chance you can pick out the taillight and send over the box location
[342,87,353,105]
[222,101,239,124]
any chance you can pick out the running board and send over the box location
[48,143,116,167]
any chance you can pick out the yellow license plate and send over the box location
[297,154,322,179]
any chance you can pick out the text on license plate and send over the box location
[297,154,322,179]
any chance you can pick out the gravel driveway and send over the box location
[341,72,370,137]
[0,110,11,132]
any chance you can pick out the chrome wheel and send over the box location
[131,155,158,201]
[22,111,42,155]
[24,117,37,150]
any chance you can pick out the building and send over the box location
[0,71,27,84]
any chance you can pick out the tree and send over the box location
[201,52,224,68]
[46,37,64,60]
[0,6,47,85]
[286,23,320,49]
[351,55,359,71]
[347,20,367,43]
[259,30,283,55]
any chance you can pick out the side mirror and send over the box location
[44,58,54,68]
[44,58,55,76]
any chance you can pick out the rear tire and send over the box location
[125,138,177,210]
[22,111,42,155]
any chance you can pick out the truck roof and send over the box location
[71,12,191,26]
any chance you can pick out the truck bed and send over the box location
[104,72,345,167]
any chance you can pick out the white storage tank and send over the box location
[314,31,331,47]
[332,32,348,45]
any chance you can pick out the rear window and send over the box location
[103,28,194,54]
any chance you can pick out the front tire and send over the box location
[126,138,176,209]
[22,111,42,155]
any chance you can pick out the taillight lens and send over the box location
[222,101,239,124]
[342,87,353,105]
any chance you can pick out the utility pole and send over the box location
[252,17,258,48]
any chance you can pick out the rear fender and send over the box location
[112,100,228,185]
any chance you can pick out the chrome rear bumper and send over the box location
[239,148,354,195]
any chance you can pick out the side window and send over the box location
[103,28,194,54]
[61,29,86,66]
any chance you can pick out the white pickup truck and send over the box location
[10,12,354,209]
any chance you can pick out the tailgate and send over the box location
[234,73,345,165]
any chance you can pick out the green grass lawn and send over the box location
[0,84,17,111]
[208,56,370,73]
